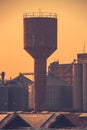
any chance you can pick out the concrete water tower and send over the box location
[23,12,57,112]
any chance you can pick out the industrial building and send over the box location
[48,61,73,85]
[0,73,73,112]
[0,74,33,112]
[73,53,87,112]
[8,74,33,111]
[46,74,72,111]
[0,53,87,112]
[48,53,87,85]
[27,74,73,112]
[48,53,87,112]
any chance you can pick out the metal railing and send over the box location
[23,12,57,18]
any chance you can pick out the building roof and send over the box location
[0,114,8,121]
[19,113,53,128]
[79,113,87,118]
[8,74,33,86]
[65,113,84,127]
[0,112,87,129]
[40,112,87,128]
[0,113,31,129]
[48,114,75,128]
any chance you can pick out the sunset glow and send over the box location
[0,0,86,79]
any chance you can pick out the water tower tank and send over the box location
[23,12,57,112]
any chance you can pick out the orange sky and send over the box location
[0,0,86,79]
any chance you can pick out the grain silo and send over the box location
[73,63,83,111]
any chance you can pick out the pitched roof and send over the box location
[0,114,14,129]
[42,112,87,128]
[8,74,33,86]
[0,113,31,129]
[19,113,53,128]
[0,114,7,121]
[64,113,86,127]
[0,112,87,129]
[41,112,69,128]
[48,113,75,128]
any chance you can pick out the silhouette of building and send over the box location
[0,53,87,112]
[48,53,87,112]
[0,74,33,112]
[46,74,72,111]
[48,61,73,85]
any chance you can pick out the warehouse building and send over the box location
[48,61,73,85]
[0,74,33,112]
[46,74,72,111]
[48,53,87,112]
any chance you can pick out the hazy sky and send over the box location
[0,0,86,79]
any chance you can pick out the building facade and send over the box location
[0,74,33,112]
[48,61,73,85]
[46,74,72,111]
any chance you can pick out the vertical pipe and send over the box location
[34,58,47,112]
[73,64,83,111]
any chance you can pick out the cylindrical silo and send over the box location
[73,63,83,111]
[23,12,57,112]
[83,63,87,111]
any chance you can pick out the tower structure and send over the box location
[23,12,57,112]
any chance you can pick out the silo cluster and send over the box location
[73,62,87,111]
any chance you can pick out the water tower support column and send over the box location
[34,58,47,111]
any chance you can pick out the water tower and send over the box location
[23,12,57,112]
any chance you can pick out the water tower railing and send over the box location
[23,12,57,18]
